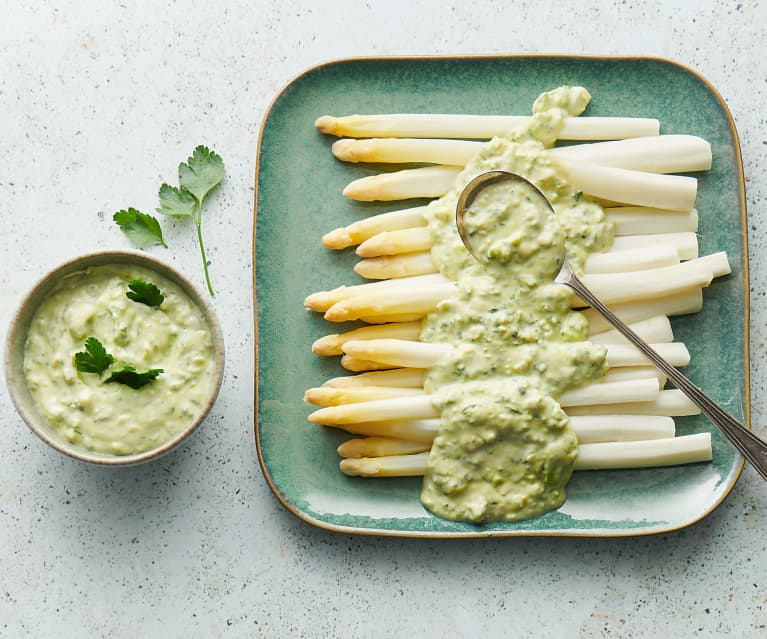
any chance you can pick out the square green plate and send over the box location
[254,55,749,537]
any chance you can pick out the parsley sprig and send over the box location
[158,145,225,296]
[73,337,163,389]
[127,279,164,308]
[113,208,167,247]
[74,337,115,375]
[112,145,225,297]
[104,365,164,389]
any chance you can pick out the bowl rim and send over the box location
[4,249,225,466]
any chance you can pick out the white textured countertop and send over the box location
[2,2,767,637]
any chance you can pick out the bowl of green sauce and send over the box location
[5,250,225,466]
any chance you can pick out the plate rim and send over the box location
[252,53,749,538]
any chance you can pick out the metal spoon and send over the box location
[456,169,767,480]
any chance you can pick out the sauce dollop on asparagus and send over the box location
[419,86,613,522]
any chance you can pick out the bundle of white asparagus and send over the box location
[305,108,727,480]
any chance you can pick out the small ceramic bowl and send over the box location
[4,250,225,466]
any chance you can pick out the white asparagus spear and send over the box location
[305,272,449,312]
[324,283,455,322]
[352,227,694,261]
[359,312,429,324]
[589,315,673,345]
[329,415,675,445]
[342,339,448,369]
[340,356,397,372]
[607,207,698,235]
[338,415,677,457]
[341,338,690,369]
[606,342,690,367]
[322,205,428,250]
[338,285,703,326]
[560,378,660,407]
[322,368,426,388]
[343,163,697,209]
[576,433,712,469]
[309,379,661,426]
[610,232,697,260]
[355,252,437,279]
[357,227,432,257]
[309,395,439,425]
[550,135,712,172]
[346,226,431,258]
[331,418,441,443]
[339,433,711,476]
[585,288,702,334]
[323,364,663,392]
[312,321,422,356]
[305,385,425,407]
[602,367,666,387]
[313,315,670,357]
[340,452,430,477]
[333,135,711,174]
[583,246,680,275]
[325,256,720,321]
[337,437,431,458]
[356,244,681,280]
[326,205,699,253]
[694,251,732,278]
[353,227,430,258]
[343,166,462,201]
[327,363,666,388]
[570,415,675,444]
[561,161,697,211]
[579,258,715,304]
[567,389,700,416]
[316,114,660,140]
[332,138,480,165]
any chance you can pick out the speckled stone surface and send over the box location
[1,1,766,637]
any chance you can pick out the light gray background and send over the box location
[2,1,766,637]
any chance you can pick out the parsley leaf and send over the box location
[157,184,196,218]
[74,337,115,375]
[127,279,165,307]
[104,365,164,389]
[113,208,168,248]
[157,145,225,296]
[178,145,225,202]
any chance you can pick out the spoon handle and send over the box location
[556,259,767,480]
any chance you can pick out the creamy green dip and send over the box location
[419,87,614,522]
[23,265,215,455]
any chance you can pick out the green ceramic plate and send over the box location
[254,55,748,537]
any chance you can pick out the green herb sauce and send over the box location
[23,265,215,455]
[419,87,614,522]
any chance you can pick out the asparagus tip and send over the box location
[324,302,354,322]
[321,227,353,249]
[304,388,326,406]
[337,439,365,458]
[331,138,358,162]
[343,178,375,201]
[307,408,329,424]
[315,115,337,134]
[305,286,344,312]
[311,334,343,356]
[339,457,370,476]
[353,261,376,279]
